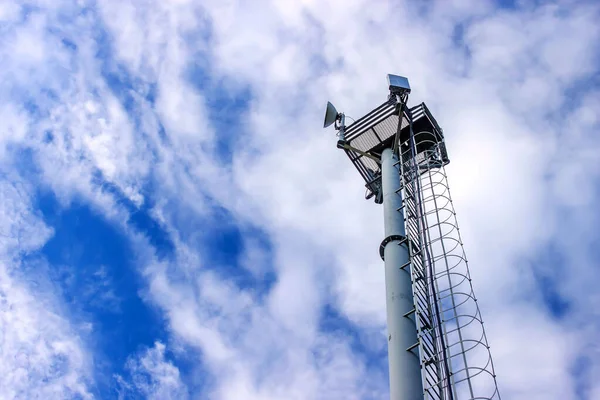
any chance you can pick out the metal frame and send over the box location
[340,98,447,202]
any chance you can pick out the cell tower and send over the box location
[324,74,500,400]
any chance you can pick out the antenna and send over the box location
[324,74,501,400]
[323,101,340,128]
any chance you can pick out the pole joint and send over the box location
[379,234,407,260]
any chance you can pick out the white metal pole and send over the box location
[381,147,423,400]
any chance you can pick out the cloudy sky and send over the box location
[0,0,599,399]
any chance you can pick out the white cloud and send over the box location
[0,104,29,161]
[0,1,21,22]
[0,178,92,399]
[116,341,188,400]
[0,264,92,400]
[138,239,387,400]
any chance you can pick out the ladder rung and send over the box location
[418,317,432,330]
[406,341,419,352]
[411,246,421,257]
[420,342,435,357]
[425,368,439,382]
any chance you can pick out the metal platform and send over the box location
[341,97,449,201]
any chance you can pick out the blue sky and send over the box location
[0,0,599,399]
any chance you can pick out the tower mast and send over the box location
[324,74,501,400]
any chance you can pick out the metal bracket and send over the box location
[379,234,407,260]
[337,141,381,164]
[406,341,419,352]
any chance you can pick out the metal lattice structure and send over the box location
[330,77,500,399]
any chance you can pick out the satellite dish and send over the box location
[323,101,339,128]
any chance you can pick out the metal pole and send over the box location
[381,147,423,400]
